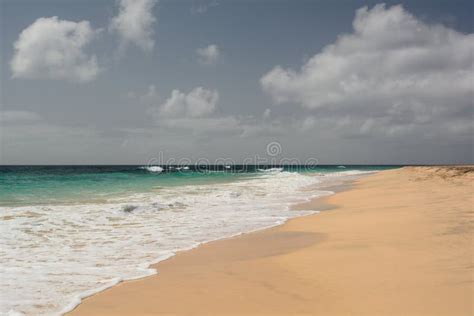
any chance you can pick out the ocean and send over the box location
[0,165,397,315]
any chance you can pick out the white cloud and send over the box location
[196,44,220,65]
[110,0,157,52]
[158,90,186,117]
[10,17,99,82]
[261,4,474,130]
[157,87,219,118]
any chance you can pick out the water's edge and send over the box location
[62,172,369,316]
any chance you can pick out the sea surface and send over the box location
[0,165,397,315]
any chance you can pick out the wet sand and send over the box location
[69,166,473,315]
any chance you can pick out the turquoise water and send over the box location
[0,166,248,206]
[0,165,397,206]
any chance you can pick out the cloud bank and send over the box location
[110,0,158,52]
[10,17,99,82]
[261,4,473,135]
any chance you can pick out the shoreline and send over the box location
[63,171,368,315]
[4,168,374,315]
[69,166,473,315]
[59,171,364,315]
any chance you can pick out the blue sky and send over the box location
[1,0,473,164]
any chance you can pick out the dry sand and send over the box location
[69,166,473,315]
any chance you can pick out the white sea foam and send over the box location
[140,166,164,173]
[0,170,373,315]
[257,167,283,173]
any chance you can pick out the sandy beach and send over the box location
[69,166,473,316]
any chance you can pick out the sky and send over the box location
[0,0,473,165]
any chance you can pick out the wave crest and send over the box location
[257,167,283,173]
[140,166,163,173]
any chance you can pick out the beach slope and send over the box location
[69,167,473,315]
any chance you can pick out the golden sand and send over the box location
[69,167,473,315]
